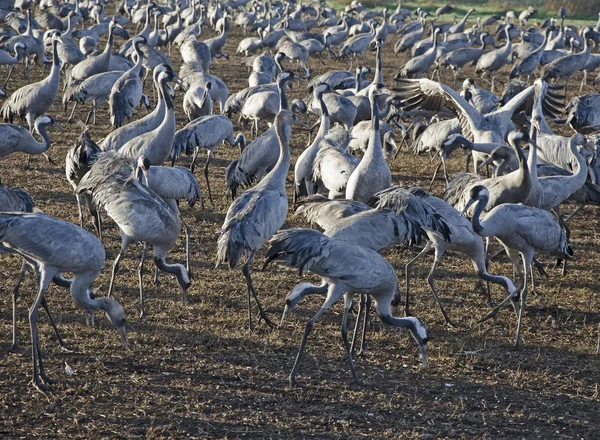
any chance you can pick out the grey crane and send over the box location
[67,20,119,85]
[448,8,475,34]
[394,20,424,55]
[509,28,551,82]
[0,184,70,352]
[204,16,230,59]
[307,83,357,134]
[374,186,519,326]
[2,37,61,135]
[77,152,191,318]
[348,119,398,158]
[294,83,331,201]
[276,36,310,79]
[115,67,178,165]
[63,70,126,125]
[224,67,293,199]
[566,93,600,134]
[241,71,294,137]
[312,128,359,198]
[171,115,245,203]
[0,42,27,87]
[264,228,429,386]
[436,32,489,86]
[65,121,102,236]
[460,78,498,115]
[0,115,59,168]
[136,156,202,280]
[475,24,514,92]
[109,37,146,128]
[443,131,532,214]
[338,23,375,67]
[397,28,441,79]
[180,63,229,114]
[346,87,392,203]
[183,81,213,121]
[462,185,572,347]
[542,28,592,91]
[392,77,563,169]
[216,110,302,330]
[0,212,128,391]
[100,64,173,152]
[180,37,212,73]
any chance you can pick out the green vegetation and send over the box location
[326,0,599,24]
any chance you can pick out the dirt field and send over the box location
[1,20,600,439]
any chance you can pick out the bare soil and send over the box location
[1,22,600,439]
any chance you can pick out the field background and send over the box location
[1,2,600,438]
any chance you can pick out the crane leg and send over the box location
[40,295,70,352]
[429,159,442,191]
[341,293,359,385]
[3,63,15,88]
[356,295,371,358]
[108,243,129,298]
[427,255,456,327]
[289,286,342,387]
[204,151,214,205]
[190,147,199,173]
[138,243,148,318]
[405,243,433,317]
[68,102,78,122]
[242,251,275,330]
[29,267,55,392]
[11,260,28,351]
[350,293,366,356]
[515,255,531,347]
[75,193,84,228]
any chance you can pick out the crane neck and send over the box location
[374,43,383,85]
[132,43,144,73]
[64,15,73,38]
[527,134,539,181]
[470,194,488,235]
[268,120,292,185]
[32,123,52,154]
[569,141,588,185]
[104,25,116,54]
[160,78,174,111]
[278,78,289,110]
[141,8,152,37]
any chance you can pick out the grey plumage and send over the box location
[216,110,300,330]
[0,211,128,391]
[76,151,191,317]
[263,227,429,386]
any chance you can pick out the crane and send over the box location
[216,110,302,330]
[264,228,429,386]
[0,212,128,392]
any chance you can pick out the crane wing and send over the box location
[393,78,482,140]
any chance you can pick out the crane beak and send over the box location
[279,305,290,328]
[53,122,65,131]
[172,73,183,86]
[459,199,474,217]
[477,155,494,171]
[118,327,129,349]
[420,344,427,369]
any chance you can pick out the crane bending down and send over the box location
[0,212,128,392]
[77,152,191,318]
[461,185,572,347]
[216,110,302,330]
[374,186,519,326]
[263,228,429,387]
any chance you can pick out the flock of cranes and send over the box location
[1,0,600,392]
